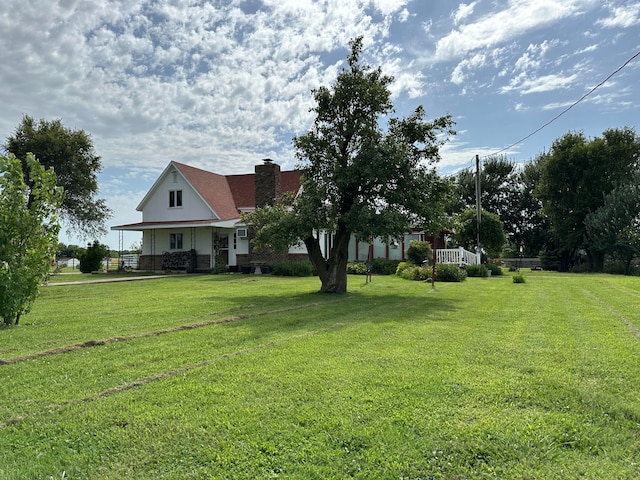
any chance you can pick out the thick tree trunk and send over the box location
[304,225,351,293]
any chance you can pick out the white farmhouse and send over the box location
[112,159,474,272]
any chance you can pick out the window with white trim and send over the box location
[170,233,183,250]
[169,190,182,208]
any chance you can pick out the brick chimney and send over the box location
[254,158,281,208]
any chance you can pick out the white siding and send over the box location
[195,228,213,256]
[141,170,214,222]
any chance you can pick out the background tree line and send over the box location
[449,127,640,273]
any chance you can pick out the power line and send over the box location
[484,48,640,159]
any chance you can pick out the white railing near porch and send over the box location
[435,247,480,265]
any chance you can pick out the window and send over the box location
[170,233,183,250]
[169,190,182,208]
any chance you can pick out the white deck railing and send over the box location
[435,247,480,265]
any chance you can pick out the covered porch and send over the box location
[111,219,243,272]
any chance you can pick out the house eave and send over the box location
[111,218,242,231]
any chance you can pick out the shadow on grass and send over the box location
[2,275,460,366]
[198,276,461,341]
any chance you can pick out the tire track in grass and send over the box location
[599,278,640,300]
[582,289,640,340]
[0,323,344,429]
[0,301,343,366]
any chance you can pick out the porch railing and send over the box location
[435,247,480,266]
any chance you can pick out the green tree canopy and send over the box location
[454,155,519,236]
[0,153,63,325]
[79,241,110,273]
[4,115,111,238]
[246,37,455,293]
[455,209,506,259]
[585,171,640,274]
[536,128,640,271]
[513,155,549,257]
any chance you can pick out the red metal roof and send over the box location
[173,161,301,218]
[226,170,302,210]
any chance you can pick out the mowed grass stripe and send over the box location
[0,275,340,359]
[0,299,344,366]
[1,274,639,479]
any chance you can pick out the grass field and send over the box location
[1,272,639,479]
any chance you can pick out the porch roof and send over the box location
[111,218,242,231]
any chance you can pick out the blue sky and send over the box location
[1,0,639,250]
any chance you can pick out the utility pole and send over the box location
[475,154,481,258]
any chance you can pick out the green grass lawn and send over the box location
[1,272,639,479]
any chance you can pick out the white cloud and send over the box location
[0,0,412,174]
[435,0,596,61]
[501,72,579,94]
[452,2,478,25]
[370,0,411,16]
[597,2,640,27]
[574,44,599,54]
[450,52,487,84]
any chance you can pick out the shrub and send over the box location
[211,262,228,274]
[435,264,467,282]
[466,264,488,277]
[271,260,315,277]
[406,240,432,265]
[512,274,526,283]
[486,263,503,276]
[79,241,109,273]
[398,265,431,281]
[371,258,401,275]
[395,261,413,276]
[346,262,367,275]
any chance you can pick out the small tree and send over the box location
[245,37,455,293]
[455,209,506,259]
[5,115,111,238]
[0,153,63,326]
[79,241,109,273]
[406,240,432,265]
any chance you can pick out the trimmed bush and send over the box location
[513,274,526,283]
[347,262,368,275]
[398,265,431,281]
[466,264,488,277]
[486,263,503,276]
[271,260,315,277]
[395,261,413,276]
[371,258,401,275]
[435,263,467,282]
[406,240,432,265]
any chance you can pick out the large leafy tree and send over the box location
[0,153,63,325]
[536,128,640,271]
[4,115,111,238]
[585,172,640,275]
[452,155,548,257]
[454,209,506,259]
[247,37,455,293]
[454,155,519,236]
[513,155,549,257]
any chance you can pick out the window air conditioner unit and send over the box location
[236,228,248,238]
